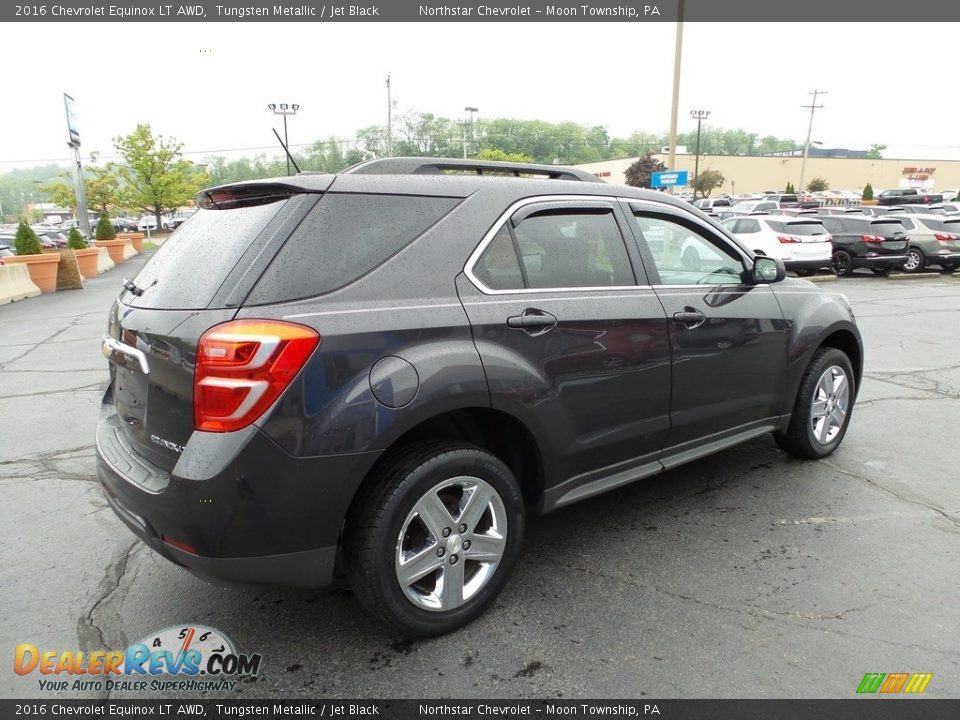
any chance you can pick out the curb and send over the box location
[887,272,944,281]
[804,274,838,283]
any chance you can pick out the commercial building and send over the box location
[575,155,960,195]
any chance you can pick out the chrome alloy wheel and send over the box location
[903,249,922,272]
[810,365,850,445]
[395,476,507,612]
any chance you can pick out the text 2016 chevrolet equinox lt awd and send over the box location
[97,158,862,636]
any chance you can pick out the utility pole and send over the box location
[665,0,685,194]
[798,90,826,195]
[386,74,393,157]
[690,109,710,201]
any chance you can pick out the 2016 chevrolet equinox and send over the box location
[97,158,862,636]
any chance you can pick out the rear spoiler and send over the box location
[195,182,315,210]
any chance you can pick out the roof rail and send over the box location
[338,157,605,183]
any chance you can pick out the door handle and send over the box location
[673,308,706,329]
[507,308,557,335]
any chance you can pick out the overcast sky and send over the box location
[4,21,960,170]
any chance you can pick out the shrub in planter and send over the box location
[95,214,116,241]
[67,227,88,250]
[68,227,99,279]
[6,220,60,293]
[15,220,43,255]
[862,183,874,201]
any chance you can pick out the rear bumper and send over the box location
[927,251,960,266]
[784,258,831,271]
[853,254,906,268]
[96,414,382,588]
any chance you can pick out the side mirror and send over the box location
[753,255,785,284]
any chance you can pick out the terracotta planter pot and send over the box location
[73,247,101,279]
[94,239,127,264]
[117,232,145,252]
[3,253,60,293]
[860,199,878,206]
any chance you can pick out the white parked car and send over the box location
[721,214,833,275]
[161,209,197,230]
[137,216,158,232]
[727,200,779,216]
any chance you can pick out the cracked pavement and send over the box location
[1,260,959,699]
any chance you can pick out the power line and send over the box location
[0,138,368,166]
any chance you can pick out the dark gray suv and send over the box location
[96,158,863,636]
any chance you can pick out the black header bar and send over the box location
[5,0,958,23]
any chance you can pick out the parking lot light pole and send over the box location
[690,109,710,201]
[268,103,299,175]
[464,106,478,159]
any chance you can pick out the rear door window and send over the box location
[246,193,460,304]
[471,205,637,291]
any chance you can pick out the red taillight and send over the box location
[777,234,802,244]
[161,535,198,555]
[194,319,320,432]
[934,233,958,243]
[861,234,884,243]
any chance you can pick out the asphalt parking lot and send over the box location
[1,254,958,700]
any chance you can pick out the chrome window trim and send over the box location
[464,194,642,295]
[623,198,755,267]
[464,194,756,295]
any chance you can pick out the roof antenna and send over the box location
[272,127,301,174]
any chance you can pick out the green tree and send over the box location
[475,148,535,163]
[867,144,886,160]
[862,183,874,201]
[693,168,725,197]
[807,177,829,192]
[85,166,120,213]
[95,213,116,241]
[785,182,795,194]
[113,124,211,229]
[40,166,120,214]
[39,179,77,210]
[624,152,667,189]
[67,227,87,250]
[14,220,43,255]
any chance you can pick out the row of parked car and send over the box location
[0,209,199,257]
[688,198,960,277]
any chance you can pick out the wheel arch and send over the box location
[344,407,546,531]
[818,328,863,395]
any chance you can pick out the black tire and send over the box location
[941,262,957,274]
[344,441,525,637]
[903,247,925,273]
[870,267,891,276]
[832,250,854,277]
[774,347,856,459]
[794,269,816,277]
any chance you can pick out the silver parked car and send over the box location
[887,213,960,272]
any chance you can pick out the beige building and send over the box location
[575,155,960,196]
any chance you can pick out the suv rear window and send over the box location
[245,193,459,305]
[766,221,828,235]
[871,220,907,237]
[125,201,286,309]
